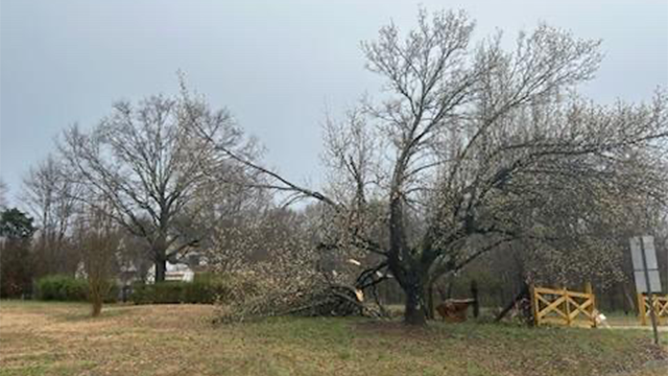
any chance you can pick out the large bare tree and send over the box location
[60,90,256,281]
[206,9,668,325]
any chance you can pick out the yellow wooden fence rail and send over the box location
[637,293,668,326]
[530,283,597,328]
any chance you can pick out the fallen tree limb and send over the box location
[495,283,529,322]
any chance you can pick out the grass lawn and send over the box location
[0,301,666,376]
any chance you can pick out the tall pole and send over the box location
[640,237,660,345]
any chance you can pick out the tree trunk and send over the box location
[426,283,435,320]
[470,280,479,318]
[155,258,167,283]
[91,299,102,317]
[153,236,168,282]
[622,283,636,315]
[89,280,103,317]
[403,281,427,326]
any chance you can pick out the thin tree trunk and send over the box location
[470,280,479,319]
[91,299,102,317]
[443,272,456,300]
[426,283,435,320]
[89,279,104,317]
[622,283,636,315]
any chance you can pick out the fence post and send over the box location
[563,286,572,327]
[585,282,596,328]
[530,284,539,326]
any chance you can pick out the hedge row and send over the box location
[35,274,231,305]
[36,275,118,302]
[130,278,228,304]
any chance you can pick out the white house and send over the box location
[145,262,195,283]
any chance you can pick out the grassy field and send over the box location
[0,301,666,376]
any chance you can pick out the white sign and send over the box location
[633,270,662,293]
[630,236,662,293]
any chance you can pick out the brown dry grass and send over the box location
[0,300,666,376]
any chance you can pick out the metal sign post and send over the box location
[630,236,661,345]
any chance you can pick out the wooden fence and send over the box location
[530,284,597,328]
[637,293,668,326]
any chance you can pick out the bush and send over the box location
[183,280,215,304]
[36,275,87,301]
[104,284,119,303]
[36,275,118,302]
[130,282,184,304]
[130,276,230,305]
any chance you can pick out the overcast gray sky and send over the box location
[1,0,667,206]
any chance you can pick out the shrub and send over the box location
[104,284,119,303]
[130,276,230,305]
[36,274,118,302]
[183,280,215,304]
[36,275,87,301]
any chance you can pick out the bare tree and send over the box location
[0,179,8,209]
[205,9,668,325]
[60,89,257,282]
[22,155,81,276]
[75,202,120,317]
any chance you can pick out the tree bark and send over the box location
[155,257,167,283]
[470,280,479,318]
[426,283,435,320]
[404,287,427,325]
[153,236,168,282]
[89,280,104,317]
[402,276,427,325]
[91,299,102,317]
[622,283,636,315]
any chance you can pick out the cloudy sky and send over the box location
[1,0,667,206]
